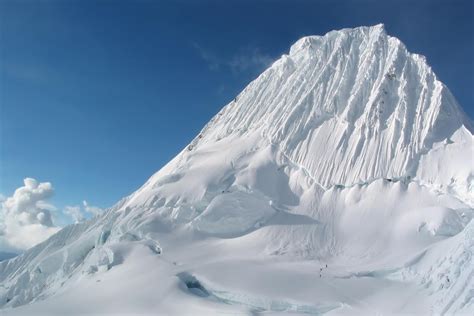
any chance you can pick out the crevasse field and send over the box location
[1,25,473,315]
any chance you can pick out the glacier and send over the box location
[0,24,473,315]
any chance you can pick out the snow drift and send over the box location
[1,25,472,315]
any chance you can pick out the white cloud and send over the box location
[0,178,60,252]
[64,205,84,224]
[63,200,103,225]
[0,178,105,253]
[83,200,103,217]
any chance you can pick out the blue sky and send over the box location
[1,0,473,217]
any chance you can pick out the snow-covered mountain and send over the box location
[1,25,473,315]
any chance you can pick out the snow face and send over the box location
[0,25,472,315]
[191,191,275,237]
[416,125,474,206]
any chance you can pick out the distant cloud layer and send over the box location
[0,178,104,253]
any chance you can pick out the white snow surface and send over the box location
[1,25,473,315]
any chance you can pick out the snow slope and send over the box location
[1,25,473,315]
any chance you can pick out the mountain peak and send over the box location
[289,24,387,57]
[181,26,470,193]
[118,26,473,217]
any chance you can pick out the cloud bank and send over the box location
[1,178,104,253]
[0,178,60,252]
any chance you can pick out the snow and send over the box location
[191,190,275,237]
[0,24,472,315]
[417,125,474,206]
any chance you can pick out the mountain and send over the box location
[1,25,473,315]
